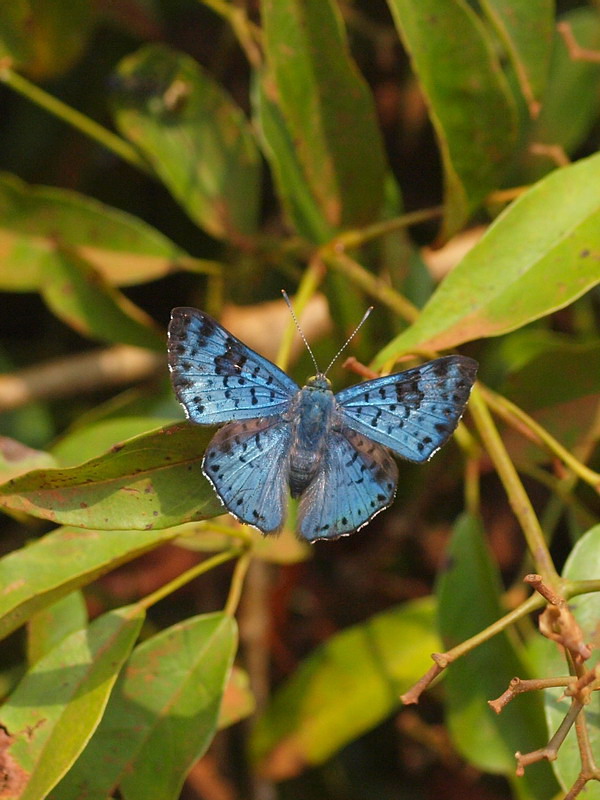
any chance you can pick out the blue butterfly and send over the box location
[168,306,477,542]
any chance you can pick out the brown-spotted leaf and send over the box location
[0,526,180,642]
[479,0,554,116]
[375,152,600,364]
[261,0,386,231]
[0,424,222,530]
[111,44,261,243]
[387,0,518,239]
[0,173,189,290]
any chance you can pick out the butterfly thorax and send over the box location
[288,375,335,498]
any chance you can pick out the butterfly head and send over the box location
[305,374,332,392]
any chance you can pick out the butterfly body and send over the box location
[288,376,335,497]
[168,307,478,542]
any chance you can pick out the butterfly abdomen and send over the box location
[288,383,335,498]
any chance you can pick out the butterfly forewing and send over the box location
[202,417,292,533]
[297,426,398,541]
[168,307,299,424]
[335,356,478,463]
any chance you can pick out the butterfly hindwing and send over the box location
[297,425,398,542]
[335,355,478,463]
[168,307,299,424]
[202,416,292,533]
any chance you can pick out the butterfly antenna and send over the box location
[281,290,321,375]
[323,305,373,376]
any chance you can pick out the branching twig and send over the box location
[401,591,545,704]
[489,676,574,714]
[527,574,592,661]
[515,699,583,776]
[557,21,600,63]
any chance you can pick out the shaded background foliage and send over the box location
[0,1,599,799]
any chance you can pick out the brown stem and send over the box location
[524,573,563,605]
[515,699,583,776]
[557,21,600,63]
[401,662,444,705]
[0,346,163,411]
[401,592,545,704]
[489,676,573,714]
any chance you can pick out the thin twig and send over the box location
[557,21,600,63]
[481,385,600,491]
[0,346,163,411]
[323,250,419,324]
[401,591,545,704]
[469,386,560,583]
[139,548,244,610]
[489,676,575,714]
[225,549,252,616]
[515,699,583,776]
[0,62,151,173]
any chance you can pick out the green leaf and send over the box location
[0,436,56,483]
[39,247,164,350]
[251,597,439,779]
[27,591,88,666]
[0,604,144,800]
[261,0,387,231]
[498,332,600,411]
[519,8,600,183]
[0,1,33,67]
[375,152,600,364]
[252,71,333,243]
[51,416,178,466]
[218,666,255,730]
[386,0,518,238]
[112,44,261,242]
[0,0,92,80]
[536,525,600,796]
[0,525,180,642]
[50,612,237,800]
[478,0,554,115]
[0,172,189,290]
[437,514,558,798]
[504,394,600,469]
[0,423,222,530]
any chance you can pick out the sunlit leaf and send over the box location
[51,613,237,800]
[39,247,164,350]
[252,71,333,243]
[518,9,600,183]
[0,436,56,483]
[261,0,387,231]
[479,0,554,115]
[51,417,177,466]
[375,152,600,364]
[0,525,180,641]
[0,604,144,800]
[218,666,255,730]
[386,0,518,238]
[27,591,88,666]
[251,597,439,779]
[0,0,92,80]
[0,424,221,530]
[0,173,189,289]
[112,44,261,242]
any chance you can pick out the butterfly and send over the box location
[168,305,478,542]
